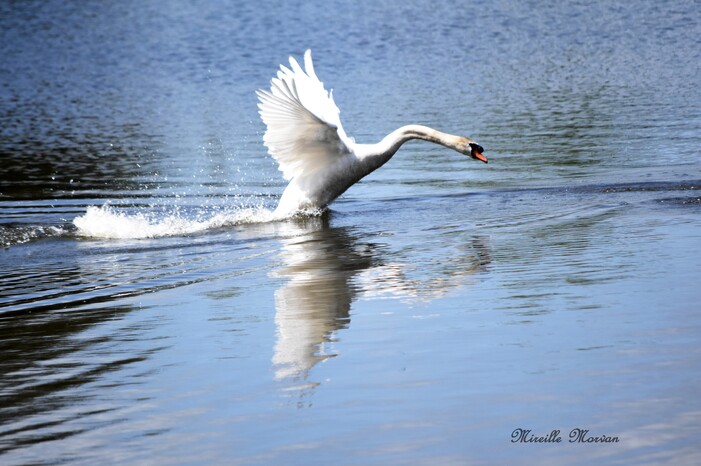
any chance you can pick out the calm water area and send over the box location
[1,0,700,464]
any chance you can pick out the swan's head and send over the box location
[463,141,488,163]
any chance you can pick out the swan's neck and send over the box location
[384,124,465,154]
[357,125,466,170]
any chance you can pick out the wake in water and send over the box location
[1,203,324,247]
[72,203,323,240]
[73,204,274,239]
[0,225,70,248]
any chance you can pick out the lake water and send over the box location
[1,0,700,464]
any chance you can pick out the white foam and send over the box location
[73,204,278,239]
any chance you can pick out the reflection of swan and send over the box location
[257,50,488,216]
[269,218,491,389]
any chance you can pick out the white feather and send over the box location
[257,50,354,183]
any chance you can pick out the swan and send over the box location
[257,50,487,216]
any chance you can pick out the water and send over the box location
[1,0,700,464]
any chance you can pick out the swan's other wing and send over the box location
[257,50,355,181]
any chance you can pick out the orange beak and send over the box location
[473,150,488,164]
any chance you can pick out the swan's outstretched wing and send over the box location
[257,50,354,181]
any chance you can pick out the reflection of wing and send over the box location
[271,219,368,383]
[273,274,350,380]
[257,50,354,181]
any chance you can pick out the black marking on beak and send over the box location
[469,143,484,154]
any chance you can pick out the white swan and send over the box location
[257,50,487,216]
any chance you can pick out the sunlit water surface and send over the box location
[2,1,700,464]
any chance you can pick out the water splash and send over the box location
[73,204,279,239]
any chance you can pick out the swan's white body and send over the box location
[257,50,487,216]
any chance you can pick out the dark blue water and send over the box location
[2,0,701,464]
